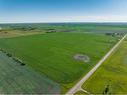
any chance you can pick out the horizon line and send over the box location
[1,21,127,24]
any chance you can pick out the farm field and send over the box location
[82,34,127,94]
[74,90,87,95]
[0,29,45,38]
[1,23,127,33]
[0,30,119,93]
[1,0,127,94]
[0,51,60,94]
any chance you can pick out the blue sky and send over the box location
[1,0,127,23]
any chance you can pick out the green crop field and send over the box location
[0,51,60,94]
[0,31,119,93]
[1,0,127,94]
[82,35,127,94]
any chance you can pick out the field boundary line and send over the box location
[66,34,127,95]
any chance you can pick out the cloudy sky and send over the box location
[1,0,127,23]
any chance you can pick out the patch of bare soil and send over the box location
[74,54,90,63]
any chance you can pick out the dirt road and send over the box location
[66,34,127,95]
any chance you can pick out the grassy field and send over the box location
[82,35,127,94]
[0,32,118,93]
[74,90,87,95]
